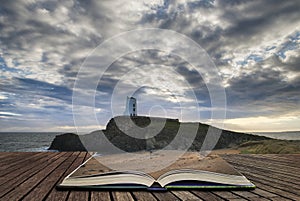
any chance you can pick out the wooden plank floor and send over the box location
[0,152,299,201]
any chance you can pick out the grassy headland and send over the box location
[49,116,300,154]
[238,140,300,154]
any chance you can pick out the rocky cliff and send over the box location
[48,133,87,151]
[49,116,269,152]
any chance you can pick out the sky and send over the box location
[0,0,299,133]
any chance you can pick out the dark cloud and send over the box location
[0,0,299,131]
[224,53,300,118]
[227,68,286,102]
[222,1,300,39]
[1,78,73,103]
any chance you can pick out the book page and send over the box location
[61,151,249,188]
[69,151,241,181]
[73,151,240,179]
[66,153,156,187]
[70,157,113,177]
[149,153,241,179]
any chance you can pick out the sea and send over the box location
[0,132,61,152]
[0,131,299,152]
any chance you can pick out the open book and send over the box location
[58,151,255,190]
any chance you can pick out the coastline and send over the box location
[0,131,299,153]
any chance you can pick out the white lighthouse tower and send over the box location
[124,96,137,116]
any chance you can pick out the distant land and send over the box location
[49,116,300,154]
[252,131,300,141]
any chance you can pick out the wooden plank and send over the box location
[225,158,300,186]
[0,152,21,161]
[152,191,180,201]
[229,161,300,185]
[67,191,89,201]
[212,191,241,199]
[230,162,300,189]
[22,152,80,201]
[231,191,260,199]
[223,154,300,200]
[66,153,91,201]
[171,190,203,201]
[245,179,300,200]
[0,152,60,185]
[231,165,300,196]
[223,155,300,180]
[223,154,300,175]
[251,188,279,198]
[111,191,134,201]
[223,156,300,183]
[90,191,111,201]
[0,152,43,174]
[0,152,38,165]
[245,197,270,201]
[46,152,88,201]
[242,154,300,168]
[0,153,299,201]
[191,191,224,201]
[0,152,64,198]
[228,157,300,198]
[270,197,293,201]
[1,152,72,200]
[269,154,300,163]
[131,191,157,201]
[242,154,300,171]
[247,174,300,197]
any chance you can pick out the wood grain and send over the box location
[0,152,299,201]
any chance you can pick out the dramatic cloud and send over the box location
[0,0,299,132]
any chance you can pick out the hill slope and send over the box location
[49,116,271,152]
[238,140,300,154]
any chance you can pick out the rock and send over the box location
[48,133,86,151]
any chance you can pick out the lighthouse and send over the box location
[124,96,137,116]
